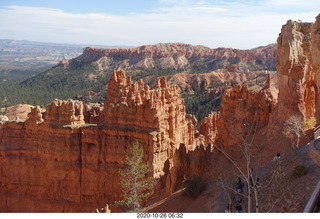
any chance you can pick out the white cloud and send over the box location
[0,2,319,49]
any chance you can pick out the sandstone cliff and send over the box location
[313,14,320,124]
[198,112,219,148]
[67,43,276,72]
[102,71,197,180]
[0,71,199,212]
[143,69,270,93]
[273,20,315,123]
[267,14,320,148]
[214,74,278,148]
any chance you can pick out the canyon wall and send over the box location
[206,14,320,153]
[265,14,320,148]
[66,43,276,71]
[198,112,220,148]
[313,14,320,124]
[0,71,199,212]
[214,74,278,148]
[271,14,320,126]
[273,20,315,124]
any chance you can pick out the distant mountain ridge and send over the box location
[67,42,277,72]
[0,42,276,110]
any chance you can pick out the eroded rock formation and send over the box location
[313,14,320,123]
[102,71,197,179]
[69,43,276,71]
[0,70,198,212]
[214,74,278,148]
[83,103,103,124]
[198,112,220,148]
[44,99,85,126]
[265,14,320,147]
[274,20,316,123]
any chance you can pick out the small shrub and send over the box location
[293,165,307,177]
[183,176,207,198]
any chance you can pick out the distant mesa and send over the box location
[67,42,277,72]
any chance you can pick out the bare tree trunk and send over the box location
[248,188,251,212]
[296,136,300,148]
[254,187,259,212]
[134,176,137,212]
[247,176,252,212]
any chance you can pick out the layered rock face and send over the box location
[198,112,220,148]
[44,99,85,126]
[313,15,320,123]
[102,71,197,178]
[143,69,270,97]
[214,74,278,148]
[274,19,316,125]
[0,102,85,212]
[0,71,197,212]
[271,14,320,131]
[71,43,276,71]
[83,103,103,124]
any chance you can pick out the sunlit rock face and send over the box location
[273,14,320,127]
[0,70,198,212]
[214,74,277,148]
[274,19,315,124]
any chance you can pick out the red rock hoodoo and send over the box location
[214,74,278,148]
[271,15,320,129]
[0,70,198,212]
[198,112,220,148]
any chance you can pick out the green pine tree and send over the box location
[115,140,157,212]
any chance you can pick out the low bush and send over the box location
[293,165,307,177]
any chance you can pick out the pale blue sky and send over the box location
[0,0,319,49]
[0,0,159,15]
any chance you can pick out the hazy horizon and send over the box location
[0,38,278,50]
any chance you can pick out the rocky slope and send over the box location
[143,69,271,93]
[149,14,320,211]
[0,104,33,120]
